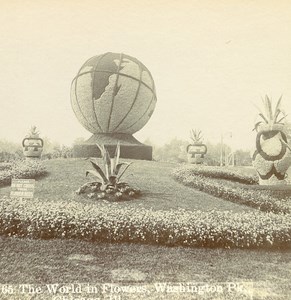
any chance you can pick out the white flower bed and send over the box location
[0,197,290,249]
[172,166,290,214]
[0,160,47,186]
[177,165,258,185]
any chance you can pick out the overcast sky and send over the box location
[1,0,291,151]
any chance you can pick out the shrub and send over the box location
[0,160,47,186]
[172,166,290,214]
[177,165,258,185]
[0,162,12,171]
[76,143,140,201]
[0,197,290,249]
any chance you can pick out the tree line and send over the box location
[0,137,252,166]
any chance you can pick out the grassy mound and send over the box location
[8,159,250,212]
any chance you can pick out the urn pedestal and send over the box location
[187,144,207,164]
[22,137,43,159]
[252,127,291,185]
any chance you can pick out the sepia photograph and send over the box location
[0,0,290,299]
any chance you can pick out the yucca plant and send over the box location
[76,143,140,201]
[26,126,40,138]
[253,95,287,132]
[86,142,132,190]
[190,129,203,144]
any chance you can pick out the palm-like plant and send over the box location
[253,95,287,132]
[190,129,203,144]
[27,126,40,137]
[86,142,132,191]
[76,143,139,201]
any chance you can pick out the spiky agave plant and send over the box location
[76,143,140,200]
[253,95,287,132]
[252,95,291,185]
[26,126,40,138]
[190,129,203,144]
[86,142,132,190]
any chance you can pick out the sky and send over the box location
[1,0,291,151]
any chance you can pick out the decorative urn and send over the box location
[187,129,207,164]
[252,96,291,185]
[22,126,44,159]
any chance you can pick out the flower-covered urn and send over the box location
[187,129,207,164]
[252,96,291,185]
[22,126,44,159]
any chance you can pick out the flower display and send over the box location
[71,53,157,135]
[0,160,47,186]
[76,143,140,201]
[252,96,291,185]
[172,166,290,214]
[187,129,207,164]
[175,165,258,185]
[0,196,290,249]
[1,158,290,249]
[0,162,12,171]
[22,126,44,159]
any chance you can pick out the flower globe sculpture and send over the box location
[252,96,291,185]
[22,126,44,159]
[186,129,207,164]
[71,52,157,159]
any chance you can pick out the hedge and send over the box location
[0,197,290,249]
[0,160,47,186]
[172,166,290,214]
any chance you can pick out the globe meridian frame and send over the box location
[71,52,157,160]
[71,52,157,135]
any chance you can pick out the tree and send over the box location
[234,149,252,166]
[73,137,86,145]
[0,139,23,161]
[153,138,188,163]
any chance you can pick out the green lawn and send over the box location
[1,159,255,213]
[0,237,290,299]
[0,159,290,299]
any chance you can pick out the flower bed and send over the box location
[0,197,290,249]
[178,165,258,185]
[0,160,47,186]
[172,166,291,214]
[0,162,12,171]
